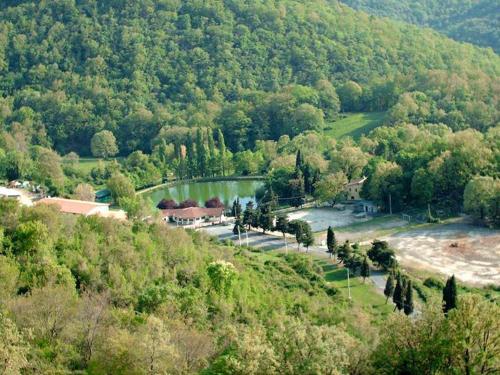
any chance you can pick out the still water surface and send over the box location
[144,180,264,209]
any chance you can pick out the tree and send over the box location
[404,280,414,315]
[205,197,224,208]
[157,199,177,209]
[464,176,500,227]
[275,214,289,248]
[195,128,207,177]
[289,220,306,251]
[443,275,458,314]
[139,316,176,375]
[314,172,348,206]
[295,149,303,177]
[73,183,96,202]
[337,240,352,263]
[360,256,370,282]
[231,198,242,218]
[326,226,337,259]
[32,147,65,194]
[91,130,118,159]
[446,294,500,375]
[301,223,314,252]
[367,240,397,270]
[384,273,395,304]
[258,206,274,234]
[233,217,244,237]
[393,275,404,311]
[0,312,29,375]
[178,199,198,209]
[242,201,255,230]
[338,81,363,111]
[107,173,135,204]
[206,260,237,297]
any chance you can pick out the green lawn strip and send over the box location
[315,259,393,319]
[324,112,387,140]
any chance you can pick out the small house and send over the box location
[345,177,367,201]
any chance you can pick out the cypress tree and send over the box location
[393,275,404,311]
[295,149,303,174]
[185,133,196,179]
[196,128,207,177]
[207,128,216,177]
[360,256,370,282]
[231,198,242,218]
[258,206,274,234]
[384,273,395,304]
[404,280,414,315]
[326,226,337,259]
[217,129,227,176]
[443,275,458,314]
[242,201,255,230]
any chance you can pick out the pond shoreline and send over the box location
[136,175,266,195]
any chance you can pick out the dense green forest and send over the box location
[341,0,500,52]
[0,0,498,157]
[0,201,498,374]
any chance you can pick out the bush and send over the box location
[423,277,445,289]
[157,199,177,209]
[177,199,198,208]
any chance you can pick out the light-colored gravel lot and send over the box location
[287,207,369,232]
[386,223,500,286]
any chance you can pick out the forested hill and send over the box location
[0,0,498,156]
[341,0,500,53]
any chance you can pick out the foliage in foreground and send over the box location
[0,200,498,374]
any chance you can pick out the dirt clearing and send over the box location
[386,223,500,286]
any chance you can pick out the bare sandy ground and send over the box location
[386,223,500,286]
[287,207,370,232]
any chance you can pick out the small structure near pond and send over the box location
[162,207,225,227]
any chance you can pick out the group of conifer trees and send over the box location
[173,129,230,180]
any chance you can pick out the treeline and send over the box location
[341,0,500,52]
[0,0,498,157]
[253,123,499,225]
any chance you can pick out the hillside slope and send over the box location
[0,0,498,155]
[341,0,500,52]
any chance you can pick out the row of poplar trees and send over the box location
[173,128,231,180]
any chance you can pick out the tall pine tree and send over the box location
[384,273,395,304]
[185,133,196,179]
[404,280,414,315]
[393,275,404,311]
[360,256,370,282]
[217,129,227,176]
[196,128,207,177]
[326,226,337,259]
[443,275,458,314]
[207,128,216,177]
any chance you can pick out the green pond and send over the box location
[144,180,264,209]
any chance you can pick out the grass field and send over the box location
[317,259,393,320]
[325,112,387,139]
[75,157,122,174]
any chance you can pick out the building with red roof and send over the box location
[162,207,224,226]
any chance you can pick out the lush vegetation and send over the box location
[0,0,498,158]
[341,0,500,52]
[0,200,498,374]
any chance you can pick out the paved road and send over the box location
[201,224,388,294]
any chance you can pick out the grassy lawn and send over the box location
[325,112,387,140]
[316,259,393,319]
[75,157,122,174]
